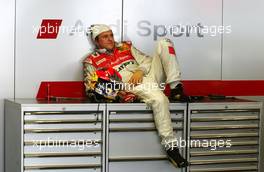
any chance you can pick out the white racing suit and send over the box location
[83,38,181,150]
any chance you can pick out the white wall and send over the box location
[0,0,15,171]
[123,0,222,80]
[223,0,264,79]
[13,0,264,97]
[15,0,122,98]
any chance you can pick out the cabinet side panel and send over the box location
[5,100,22,172]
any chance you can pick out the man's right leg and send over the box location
[149,38,181,87]
[149,38,187,101]
[138,39,189,167]
[130,84,176,149]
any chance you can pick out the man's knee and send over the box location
[151,93,169,105]
[158,38,173,46]
[156,38,174,54]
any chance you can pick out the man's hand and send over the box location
[128,70,144,85]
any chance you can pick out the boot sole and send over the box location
[167,155,180,168]
[167,155,189,168]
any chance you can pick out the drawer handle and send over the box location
[190,141,258,148]
[190,149,258,157]
[109,126,182,132]
[191,132,258,139]
[24,140,102,146]
[228,141,259,146]
[191,116,258,122]
[191,124,258,130]
[191,109,259,114]
[109,155,167,162]
[24,163,102,170]
[24,119,102,124]
[24,128,102,133]
[25,112,101,115]
[189,166,258,172]
[25,152,102,157]
[109,118,182,123]
[190,157,257,165]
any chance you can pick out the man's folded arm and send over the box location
[130,45,152,75]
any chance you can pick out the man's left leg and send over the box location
[131,79,188,168]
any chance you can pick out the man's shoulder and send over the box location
[83,51,100,63]
[116,41,133,51]
[120,40,132,46]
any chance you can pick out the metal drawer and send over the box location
[188,105,261,172]
[190,129,259,139]
[109,122,182,132]
[24,144,102,157]
[24,123,102,133]
[189,163,258,172]
[24,114,102,124]
[109,131,184,157]
[190,153,258,163]
[191,109,259,115]
[24,156,101,170]
[109,160,184,172]
[109,110,183,132]
[109,111,183,120]
[190,110,259,131]
[25,169,101,172]
[24,132,102,146]
[191,115,259,122]
[24,111,103,116]
[190,119,258,130]
[107,107,186,172]
[190,145,259,156]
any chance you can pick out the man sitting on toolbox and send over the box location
[83,24,189,168]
